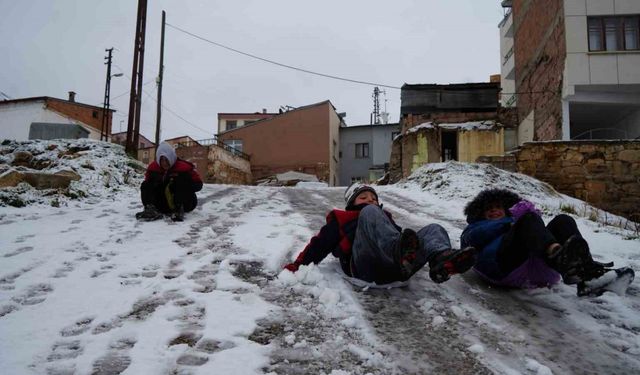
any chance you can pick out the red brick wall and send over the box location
[513,0,566,140]
[45,99,112,135]
[218,102,332,182]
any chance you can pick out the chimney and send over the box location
[68,91,76,102]
[262,108,267,114]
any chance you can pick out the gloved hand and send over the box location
[284,263,300,272]
[509,200,541,221]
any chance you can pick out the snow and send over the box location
[1,140,639,374]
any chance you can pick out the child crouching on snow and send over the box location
[284,184,477,285]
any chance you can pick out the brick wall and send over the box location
[513,0,566,140]
[45,99,111,135]
[515,141,640,221]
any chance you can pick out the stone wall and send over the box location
[515,141,640,221]
[176,145,252,185]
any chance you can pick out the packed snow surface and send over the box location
[1,140,639,374]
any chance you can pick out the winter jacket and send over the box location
[461,217,513,281]
[287,204,399,276]
[144,158,203,192]
[461,188,561,288]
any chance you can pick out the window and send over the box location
[355,143,369,158]
[226,120,237,130]
[588,15,640,52]
[224,139,243,155]
[92,111,98,118]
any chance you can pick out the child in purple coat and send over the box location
[461,188,634,296]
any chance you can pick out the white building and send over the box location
[0,94,113,141]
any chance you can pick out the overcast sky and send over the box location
[0,0,507,141]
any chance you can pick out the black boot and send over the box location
[428,247,477,284]
[171,204,185,222]
[135,204,163,221]
[548,235,613,285]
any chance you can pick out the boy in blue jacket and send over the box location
[284,184,476,285]
[461,188,634,296]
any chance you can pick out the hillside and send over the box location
[0,140,638,375]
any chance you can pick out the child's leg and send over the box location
[351,205,404,283]
[170,174,198,212]
[141,178,170,213]
[496,212,556,273]
[417,224,452,262]
[546,214,581,244]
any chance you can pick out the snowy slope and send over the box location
[1,141,639,375]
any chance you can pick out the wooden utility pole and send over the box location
[101,48,114,141]
[125,0,148,156]
[155,10,166,147]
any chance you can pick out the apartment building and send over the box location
[502,0,640,142]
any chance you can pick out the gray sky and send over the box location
[0,0,506,141]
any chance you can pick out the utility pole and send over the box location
[155,10,166,147]
[125,0,148,156]
[101,48,114,141]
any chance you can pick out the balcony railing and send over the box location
[175,136,250,160]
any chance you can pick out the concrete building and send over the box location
[389,82,518,181]
[0,93,114,141]
[503,0,640,142]
[217,110,278,134]
[217,100,344,185]
[339,123,400,185]
[111,132,155,164]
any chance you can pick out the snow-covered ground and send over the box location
[1,140,639,375]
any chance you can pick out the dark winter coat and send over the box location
[461,189,561,288]
[144,158,203,190]
[289,204,399,276]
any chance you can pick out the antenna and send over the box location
[371,87,386,125]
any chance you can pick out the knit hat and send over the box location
[344,183,378,208]
[463,188,521,224]
[156,141,177,167]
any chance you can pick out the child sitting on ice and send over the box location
[284,184,477,285]
[461,188,634,296]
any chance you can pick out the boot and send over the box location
[394,229,419,280]
[428,247,477,284]
[171,204,185,222]
[577,267,634,297]
[548,235,613,285]
[135,204,163,221]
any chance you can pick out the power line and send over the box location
[140,89,211,136]
[166,22,402,90]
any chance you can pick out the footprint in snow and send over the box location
[91,337,135,375]
[60,317,95,337]
[4,246,34,257]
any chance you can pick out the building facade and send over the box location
[0,94,114,141]
[217,110,277,134]
[389,82,518,181]
[217,101,343,185]
[504,0,640,142]
[339,123,400,185]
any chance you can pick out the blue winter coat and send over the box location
[461,217,513,281]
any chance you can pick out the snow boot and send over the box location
[135,204,163,221]
[577,267,635,297]
[548,235,613,285]
[428,247,477,284]
[171,205,185,222]
[394,229,420,280]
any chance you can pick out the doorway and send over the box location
[441,131,457,161]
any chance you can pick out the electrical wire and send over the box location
[166,22,402,90]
